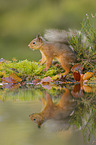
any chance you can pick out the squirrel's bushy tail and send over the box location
[44,29,81,44]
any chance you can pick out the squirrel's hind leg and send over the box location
[46,57,53,71]
[59,57,70,76]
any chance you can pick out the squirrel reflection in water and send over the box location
[29,88,76,128]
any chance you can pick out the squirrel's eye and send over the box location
[33,118,36,121]
[33,42,35,44]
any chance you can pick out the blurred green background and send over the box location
[0,0,96,61]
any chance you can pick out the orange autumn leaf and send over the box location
[10,73,22,82]
[83,85,93,93]
[2,73,22,84]
[83,72,93,80]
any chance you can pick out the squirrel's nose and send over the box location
[28,44,30,47]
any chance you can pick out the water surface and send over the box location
[0,84,96,145]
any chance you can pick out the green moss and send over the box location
[0,59,62,81]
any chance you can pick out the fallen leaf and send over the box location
[73,71,81,81]
[83,72,93,80]
[2,77,17,84]
[83,85,93,93]
[41,76,53,83]
[10,73,22,82]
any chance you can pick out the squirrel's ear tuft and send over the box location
[37,33,41,38]
[36,34,43,42]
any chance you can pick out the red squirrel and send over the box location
[28,29,77,75]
